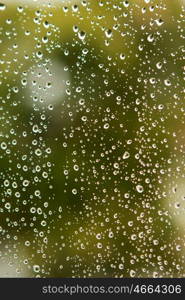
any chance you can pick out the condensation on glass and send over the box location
[0,0,185,277]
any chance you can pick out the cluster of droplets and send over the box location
[0,0,185,278]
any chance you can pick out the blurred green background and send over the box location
[0,0,185,277]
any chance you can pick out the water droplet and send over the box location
[156,62,162,69]
[176,245,181,251]
[73,165,79,171]
[0,3,6,11]
[164,79,171,86]
[120,53,126,60]
[33,265,40,273]
[156,19,164,26]
[147,34,154,42]
[130,270,136,277]
[105,29,112,38]
[136,185,144,193]
[123,151,130,159]
[123,1,129,8]
[72,188,77,195]
[103,123,109,129]
[1,142,7,150]
[78,31,86,41]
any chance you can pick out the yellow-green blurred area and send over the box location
[0,0,185,277]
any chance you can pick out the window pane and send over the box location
[0,0,184,277]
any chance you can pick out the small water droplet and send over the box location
[147,34,154,42]
[33,265,40,273]
[78,31,86,41]
[105,29,112,38]
[136,185,144,193]
[123,151,130,159]
[0,3,6,11]
[164,79,171,86]
[72,188,77,195]
[156,18,164,26]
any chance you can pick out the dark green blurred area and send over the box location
[0,0,185,277]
